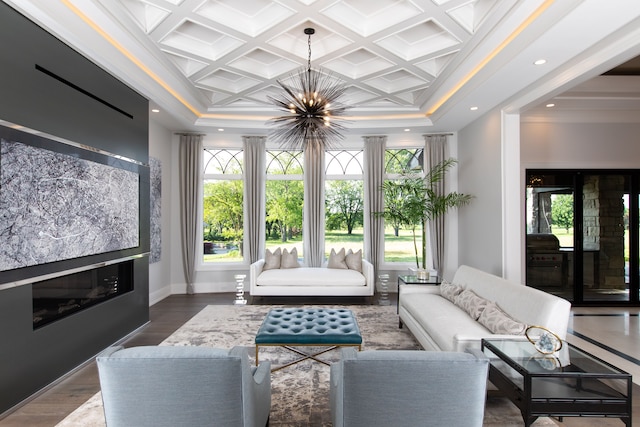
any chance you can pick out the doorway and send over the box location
[526,170,639,305]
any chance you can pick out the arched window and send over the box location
[383,148,424,263]
[325,150,364,256]
[202,149,244,263]
[265,150,304,256]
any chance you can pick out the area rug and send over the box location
[56,304,556,427]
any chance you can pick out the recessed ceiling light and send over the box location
[546,103,555,108]
[151,109,160,113]
[404,128,410,132]
[534,59,547,65]
[470,106,478,111]
[218,128,224,132]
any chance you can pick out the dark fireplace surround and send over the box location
[32,261,134,329]
[0,1,150,415]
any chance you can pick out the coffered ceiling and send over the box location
[5,0,640,133]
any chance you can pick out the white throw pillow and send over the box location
[263,248,281,270]
[439,280,463,302]
[478,301,527,335]
[281,247,301,269]
[454,289,489,320]
[327,248,348,269]
[345,249,362,272]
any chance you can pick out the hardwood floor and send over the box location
[1,294,639,426]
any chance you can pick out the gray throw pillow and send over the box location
[327,248,348,269]
[263,248,281,270]
[281,247,301,269]
[478,301,527,335]
[345,249,362,272]
[454,289,489,320]
[439,280,463,302]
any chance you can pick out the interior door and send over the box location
[526,170,638,305]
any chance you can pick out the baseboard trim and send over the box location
[149,286,172,306]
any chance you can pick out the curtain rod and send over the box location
[422,133,454,136]
[174,132,206,136]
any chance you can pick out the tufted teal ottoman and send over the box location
[255,308,362,371]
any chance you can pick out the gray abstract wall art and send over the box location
[149,156,161,263]
[0,139,140,271]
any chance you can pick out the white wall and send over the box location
[521,121,640,168]
[148,119,174,304]
[455,115,640,283]
[457,108,504,276]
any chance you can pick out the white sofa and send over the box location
[399,265,571,352]
[249,259,375,298]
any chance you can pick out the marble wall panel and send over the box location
[149,156,161,264]
[0,139,139,271]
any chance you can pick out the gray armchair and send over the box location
[330,348,488,427]
[96,345,270,427]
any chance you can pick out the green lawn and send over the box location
[205,226,632,264]
[203,227,418,263]
[324,229,417,262]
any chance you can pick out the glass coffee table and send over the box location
[481,338,632,427]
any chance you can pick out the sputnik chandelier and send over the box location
[268,28,350,150]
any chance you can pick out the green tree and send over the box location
[325,181,364,234]
[203,180,243,243]
[376,158,472,269]
[266,180,303,242]
[265,151,304,242]
[551,194,574,232]
[379,179,405,237]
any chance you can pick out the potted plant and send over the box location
[377,158,472,278]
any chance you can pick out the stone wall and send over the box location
[583,175,626,290]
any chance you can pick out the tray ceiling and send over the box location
[118,0,495,116]
[6,0,640,132]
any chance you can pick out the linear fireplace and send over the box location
[32,260,134,329]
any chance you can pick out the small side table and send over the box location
[397,274,441,314]
[482,338,632,427]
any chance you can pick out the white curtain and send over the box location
[303,141,325,267]
[425,134,447,277]
[179,133,203,294]
[243,136,266,263]
[363,136,386,277]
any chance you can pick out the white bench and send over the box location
[249,259,374,298]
